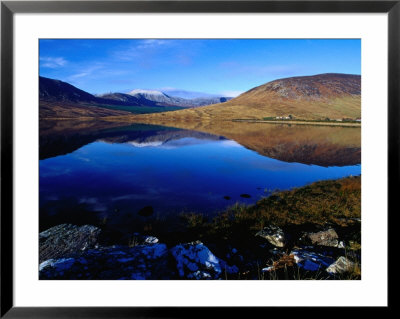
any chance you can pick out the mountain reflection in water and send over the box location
[39,120,361,234]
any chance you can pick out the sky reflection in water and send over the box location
[39,129,361,230]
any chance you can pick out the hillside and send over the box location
[130,73,361,122]
[39,77,131,118]
[39,76,98,103]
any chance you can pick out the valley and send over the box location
[38,69,362,280]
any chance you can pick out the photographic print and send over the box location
[38,39,361,280]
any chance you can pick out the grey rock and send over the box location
[338,241,346,249]
[170,241,238,280]
[128,234,159,246]
[39,224,101,263]
[143,236,159,244]
[326,256,356,274]
[256,225,287,247]
[291,248,336,272]
[301,228,339,247]
[39,243,169,280]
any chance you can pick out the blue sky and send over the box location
[39,39,361,97]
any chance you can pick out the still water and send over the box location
[39,123,360,232]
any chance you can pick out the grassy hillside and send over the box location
[39,100,131,119]
[125,73,361,122]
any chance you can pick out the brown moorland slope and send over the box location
[40,100,130,119]
[128,73,361,122]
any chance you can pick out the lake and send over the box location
[39,121,361,235]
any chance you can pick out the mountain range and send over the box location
[40,73,361,120]
[132,73,361,122]
[98,90,231,108]
[39,76,232,118]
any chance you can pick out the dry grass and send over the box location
[40,100,131,119]
[250,175,361,227]
[115,94,360,123]
[179,176,361,242]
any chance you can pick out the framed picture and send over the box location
[1,0,396,316]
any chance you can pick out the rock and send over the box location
[301,228,339,247]
[170,241,238,279]
[143,236,159,244]
[240,194,251,198]
[256,225,287,247]
[39,243,170,280]
[138,206,153,216]
[39,224,101,263]
[326,256,356,275]
[39,258,76,273]
[188,270,213,280]
[290,248,335,272]
[128,234,159,246]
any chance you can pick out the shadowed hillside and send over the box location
[39,77,131,118]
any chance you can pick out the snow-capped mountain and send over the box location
[101,88,233,108]
[127,89,185,106]
[159,88,221,99]
[128,89,166,97]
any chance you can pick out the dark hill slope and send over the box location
[39,76,98,103]
[39,77,130,118]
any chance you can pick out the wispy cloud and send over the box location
[113,39,174,61]
[66,64,104,81]
[219,90,244,97]
[40,56,67,68]
[68,72,91,80]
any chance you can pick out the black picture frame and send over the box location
[1,0,396,317]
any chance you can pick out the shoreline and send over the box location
[232,119,361,127]
[40,116,362,128]
[39,176,361,280]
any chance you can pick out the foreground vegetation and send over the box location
[157,176,361,279]
[179,176,360,241]
[39,176,361,280]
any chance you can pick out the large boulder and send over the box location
[39,243,170,280]
[326,256,357,275]
[300,228,340,248]
[290,248,335,272]
[170,241,238,279]
[256,225,287,247]
[39,224,101,263]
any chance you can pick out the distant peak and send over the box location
[128,89,165,96]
